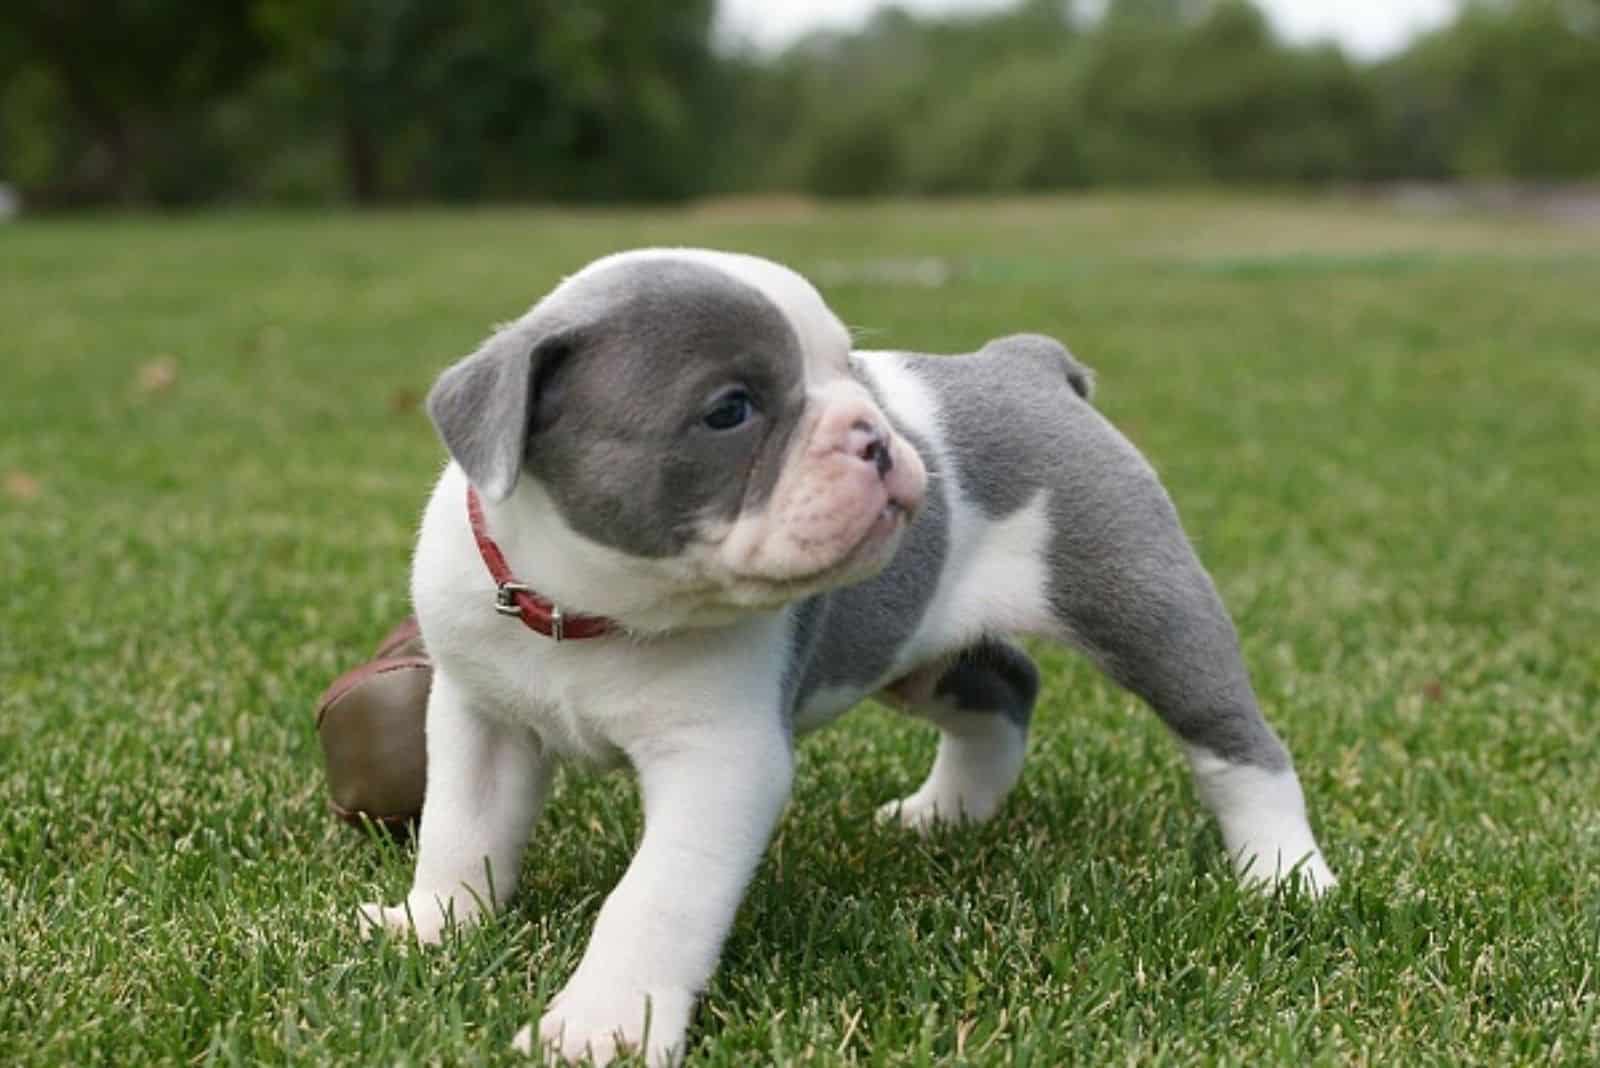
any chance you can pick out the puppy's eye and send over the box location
[703,389,755,431]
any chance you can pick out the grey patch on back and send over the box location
[903,334,1095,519]
[428,257,807,558]
[932,638,1039,729]
[902,335,1290,771]
[783,367,950,717]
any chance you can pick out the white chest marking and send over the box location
[859,353,1057,671]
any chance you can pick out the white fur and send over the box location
[853,352,944,452]
[1186,745,1337,894]
[854,353,1058,669]
[877,696,1029,829]
[523,720,791,1066]
[367,485,798,1063]
[359,670,551,940]
[361,249,871,1065]
[574,248,852,386]
[365,258,1335,1066]
[832,381,1051,831]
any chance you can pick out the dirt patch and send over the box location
[686,193,822,220]
[1368,181,1600,226]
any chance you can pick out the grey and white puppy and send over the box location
[360,249,1335,1065]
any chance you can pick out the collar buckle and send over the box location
[495,581,566,641]
[494,581,531,617]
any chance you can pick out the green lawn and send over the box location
[3,194,1597,1065]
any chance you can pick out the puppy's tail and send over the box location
[1059,349,1094,402]
[979,333,1094,402]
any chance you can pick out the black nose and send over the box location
[860,430,893,478]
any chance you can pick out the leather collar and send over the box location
[465,485,618,641]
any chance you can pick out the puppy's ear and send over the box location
[426,324,574,502]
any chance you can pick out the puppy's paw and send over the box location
[355,891,479,945]
[876,790,995,833]
[514,982,693,1067]
[1233,847,1338,898]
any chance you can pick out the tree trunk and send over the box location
[342,114,381,205]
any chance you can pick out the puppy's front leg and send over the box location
[518,722,793,1067]
[360,668,550,943]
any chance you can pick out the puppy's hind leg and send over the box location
[877,637,1038,830]
[1047,476,1336,894]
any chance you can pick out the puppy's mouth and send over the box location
[864,498,913,548]
[704,500,913,610]
[812,495,915,585]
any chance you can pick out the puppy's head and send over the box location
[427,250,926,619]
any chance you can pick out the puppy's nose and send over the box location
[850,421,894,478]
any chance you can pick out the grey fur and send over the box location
[915,336,1286,769]
[428,259,806,557]
[785,405,949,718]
[436,265,1287,770]
[792,335,1288,771]
[427,327,568,503]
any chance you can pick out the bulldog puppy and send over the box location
[359,249,1335,1064]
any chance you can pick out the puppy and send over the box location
[360,249,1335,1064]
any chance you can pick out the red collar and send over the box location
[466,485,618,641]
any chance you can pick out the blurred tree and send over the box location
[0,1,266,204]
[1102,0,1209,27]
[254,0,722,203]
[735,0,1381,194]
[1373,0,1600,179]
[740,1,1088,196]
[1161,1,1377,181]
[1,0,1596,209]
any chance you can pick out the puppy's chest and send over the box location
[427,612,623,765]
[439,605,791,767]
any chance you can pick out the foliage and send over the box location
[0,0,1598,207]
[1374,0,1600,178]
[723,0,1596,196]
[252,0,722,203]
[0,0,266,205]
[0,0,720,206]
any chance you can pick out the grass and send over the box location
[2,193,1598,1065]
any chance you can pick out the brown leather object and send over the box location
[316,653,431,831]
[372,615,426,660]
